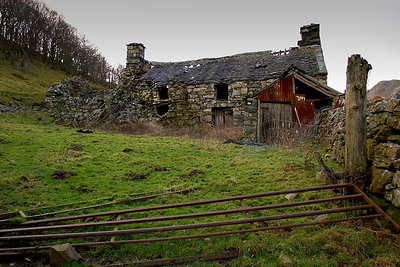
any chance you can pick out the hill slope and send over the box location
[0,54,69,107]
[367,79,400,100]
[0,54,109,108]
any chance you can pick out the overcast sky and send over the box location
[41,0,399,92]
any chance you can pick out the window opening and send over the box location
[157,105,169,116]
[158,86,169,99]
[216,84,228,100]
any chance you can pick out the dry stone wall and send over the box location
[319,92,400,207]
[46,76,106,124]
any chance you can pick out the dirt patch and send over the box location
[70,144,84,151]
[122,148,133,153]
[126,172,149,180]
[283,163,295,172]
[0,138,11,144]
[52,169,77,179]
[182,169,204,180]
[146,166,168,171]
[154,166,167,171]
[75,185,92,193]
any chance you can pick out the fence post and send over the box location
[344,54,372,191]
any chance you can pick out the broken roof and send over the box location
[253,67,340,99]
[142,45,327,86]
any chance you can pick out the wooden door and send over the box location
[258,102,292,143]
[214,108,233,128]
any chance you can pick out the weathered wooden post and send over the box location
[345,54,372,189]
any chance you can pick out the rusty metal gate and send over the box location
[0,183,399,264]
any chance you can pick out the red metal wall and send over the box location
[293,94,316,124]
[256,74,293,102]
[256,74,318,125]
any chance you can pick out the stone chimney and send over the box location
[297,24,321,47]
[126,43,146,74]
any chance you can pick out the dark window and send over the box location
[216,84,228,100]
[158,86,169,99]
[294,79,332,110]
[156,104,169,116]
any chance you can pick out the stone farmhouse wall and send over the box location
[45,76,272,139]
[319,93,400,207]
[143,80,273,135]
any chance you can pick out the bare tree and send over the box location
[0,0,115,85]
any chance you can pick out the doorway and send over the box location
[213,108,233,127]
[257,102,292,143]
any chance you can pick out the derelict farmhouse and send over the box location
[47,24,341,141]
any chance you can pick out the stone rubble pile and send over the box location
[319,92,400,207]
[45,76,141,125]
[0,102,19,113]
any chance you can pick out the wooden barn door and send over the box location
[214,108,233,128]
[257,102,292,143]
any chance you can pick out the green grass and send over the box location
[1,112,399,266]
[0,54,70,107]
[0,54,109,107]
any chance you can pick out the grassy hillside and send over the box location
[0,54,68,107]
[0,54,109,107]
[1,112,399,266]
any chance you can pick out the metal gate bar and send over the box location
[0,205,373,242]
[0,183,397,257]
[18,184,351,226]
[0,214,383,254]
[353,184,400,233]
[105,248,240,267]
[0,197,114,220]
[0,188,199,224]
[0,194,362,234]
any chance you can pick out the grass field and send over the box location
[1,111,399,266]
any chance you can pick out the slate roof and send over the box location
[142,45,327,86]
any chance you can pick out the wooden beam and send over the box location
[344,54,372,190]
[18,210,27,218]
[110,215,122,242]
[239,199,251,219]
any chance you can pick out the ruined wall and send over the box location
[150,79,271,136]
[319,93,400,207]
[46,77,106,124]
[112,64,271,135]
[46,74,268,139]
[46,76,142,125]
